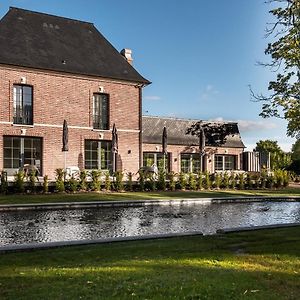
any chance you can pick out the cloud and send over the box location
[144,95,161,101]
[200,84,219,100]
[209,117,277,132]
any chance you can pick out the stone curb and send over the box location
[216,222,300,234]
[0,196,299,211]
[0,231,203,253]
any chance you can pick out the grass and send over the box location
[0,227,299,299]
[0,187,300,205]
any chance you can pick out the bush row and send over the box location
[0,169,290,194]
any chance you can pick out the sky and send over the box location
[0,0,296,152]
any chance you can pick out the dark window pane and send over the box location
[13,85,33,125]
[93,94,109,130]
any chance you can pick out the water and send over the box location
[0,201,299,246]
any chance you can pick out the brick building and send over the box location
[0,7,150,179]
[142,116,245,173]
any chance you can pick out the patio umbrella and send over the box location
[62,119,69,152]
[162,126,167,172]
[112,123,118,172]
[62,119,68,170]
[199,126,205,172]
[162,126,167,155]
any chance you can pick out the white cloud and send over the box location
[200,84,219,100]
[144,95,161,101]
[208,117,277,132]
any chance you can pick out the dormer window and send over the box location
[13,85,33,125]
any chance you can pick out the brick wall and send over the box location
[142,143,244,173]
[0,64,142,179]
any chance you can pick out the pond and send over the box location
[0,200,299,246]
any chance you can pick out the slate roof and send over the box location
[0,7,150,84]
[142,116,245,148]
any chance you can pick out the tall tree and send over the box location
[253,0,300,138]
[254,139,291,170]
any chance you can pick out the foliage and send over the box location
[13,170,25,193]
[222,172,230,189]
[188,172,197,190]
[238,173,245,190]
[67,175,78,193]
[291,139,300,161]
[104,172,111,191]
[90,170,101,191]
[55,168,65,193]
[0,171,8,194]
[203,171,211,189]
[126,172,133,192]
[197,172,203,190]
[27,172,37,193]
[168,171,176,191]
[113,171,124,192]
[145,174,156,191]
[254,139,291,170]
[186,121,238,146]
[252,0,300,138]
[177,172,187,190]
[157,170,166,191]
[213,173,221,189]
[138,170,145,191]
[79,170,88,191]
[43,175,49,193]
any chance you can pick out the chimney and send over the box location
[121,48,133,65]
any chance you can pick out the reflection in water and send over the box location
[0,201,299,246]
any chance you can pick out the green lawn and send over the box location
[0,187,300,205]
[0,227,299,299]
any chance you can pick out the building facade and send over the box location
[142,116,245,174]
[0,7,149,179]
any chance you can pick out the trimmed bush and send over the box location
[222,172,230,189]
[177,172,187,190]
[90,170,101,191]
[113,171,124,192]
[14,170,25,193]
[157,170,166,191]
[0,171,8,194]
[197,172,203,190]
[203,172,211,190]
[43,175,49,193]
[55,168,65,192]
[168,171,176,191]
[126,172,133,191]
[79,170,88,191]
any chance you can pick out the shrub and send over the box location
[103,171,111,191]
[283,170,289,187]
[260,170,267,189]
[229,173,236,189]
[245,173,253,189]
[28,171,37,193]
[145,173,156,191]
[138,170,145,191]
[197,172,203,190]
[126,172,133,191]
[79,170,88,191]
[168,171,176,191]
[55,168,65,192]
[157,170,166,191]
[238,173,245,190]
[68,175,78,193]
[43,175,49,193]
[113,171,124,191]
[266,173,275,189]
[177,172,187,190]
[203,172,211,190]
[214,173,221,189]
[188,173,197,190]
[0,171,8,194]
[90,170,101,191]
[14,170,25,193]
[222,172,230,189]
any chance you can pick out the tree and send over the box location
[252,0,300,138]
[254,139,291,170]
[186,122,237,146]
[291,139,300,160]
